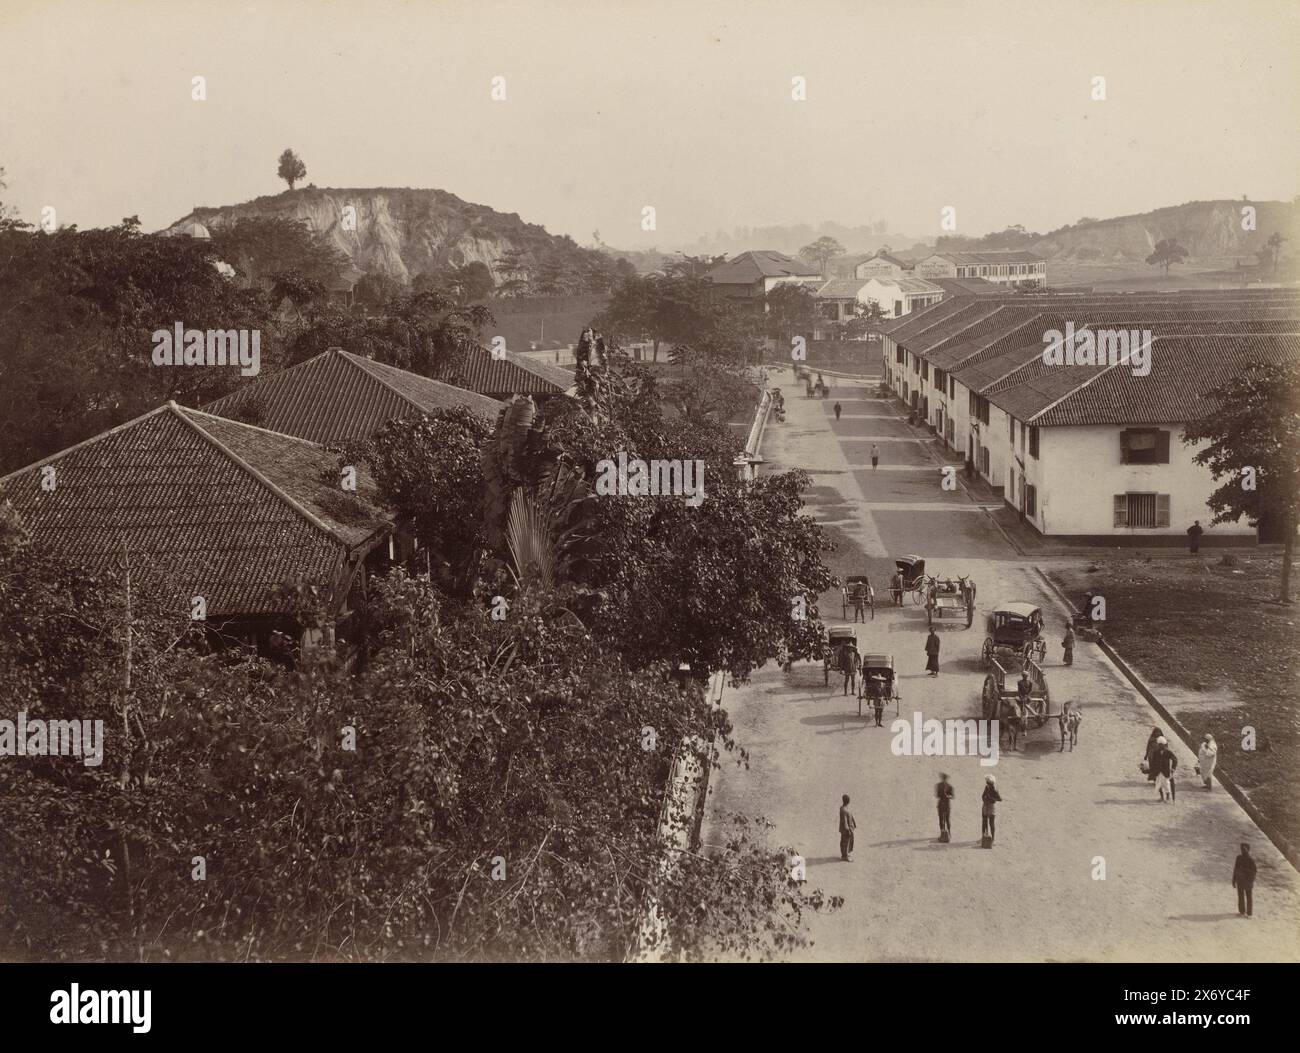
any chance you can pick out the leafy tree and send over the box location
[1146,238,1188,275]
[598,274,756,364]
[276,148,307,190]
[1259,231,1287,278]
[764,283,818,345]
[832,298,889,340]
[207,215,346,288]
[1183,359,1300,603]
[662,253,726,280]
[0,219,281,473]
[799,236,845,277]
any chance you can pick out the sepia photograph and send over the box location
[0,0,1297,1029]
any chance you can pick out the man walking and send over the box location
[839,794,856,862]
[925,628,941,676]
[1151,735,1178,801]
[890,569,904,606]
[1061,623,1075,666]
[833,401,843,421]
[1187,519,1204,555]
[1232,843,1256,918]
[935,773,954,842]
[871,443,880,469]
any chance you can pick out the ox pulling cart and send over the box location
[981,655,1052,749]
[926,575,976,629]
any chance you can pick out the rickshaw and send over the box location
[824,626,859,686]
[858,654,899,718]
[842,574,875,620]
[894,555,929,605]
[926,574,976,628]
[981,602,1046,668]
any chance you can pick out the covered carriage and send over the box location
[842,574,875,620]
[894,555,929,605]
[824,626,859,686]
[981,602,1046,667]
[858,654,900,718]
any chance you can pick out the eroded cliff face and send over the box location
[164,187,585,283]
[1032,200,1300,261]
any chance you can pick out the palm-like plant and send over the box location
[504,463,595,591]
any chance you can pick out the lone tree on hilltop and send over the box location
[799,236,845,278]
[1146,238,1188,276]
[277,148,307,191]
[1183,359,1300,604]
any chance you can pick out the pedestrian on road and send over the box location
[981,776,1001,847]
[1016,670,1032,708]
[1151,735,1178,801]
[852,589,867,623]
[1187,519,1204,555]
[924,628,941,676]
[1197,733,1218,790]
[842,644,861,696]
[935,773,954,842]
[872,689,885,727]
[1142,726,1162,782]
[871,443,880,469]
[834,401,843,420]
[839,794,856,861]
[890,570,903,606]
[1232,844,1256,918]
[1061,624,1075,666]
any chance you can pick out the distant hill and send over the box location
[163,187,625,288]
[929,199,1300,265]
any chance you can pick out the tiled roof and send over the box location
[705,250,822,284]
[926,250,1045,265]
[929,277,1001,296]
[893,278,945,295]
[203,347,500,443]
[816,279,871,299]
[991,334,1300,426]
[0,404,394,618]
[435,346,574,397]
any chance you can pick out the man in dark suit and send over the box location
[1232,844,1257,918]
[839,794,856,862]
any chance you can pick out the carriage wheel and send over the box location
[981,638,994,667]
[911,585,925,605]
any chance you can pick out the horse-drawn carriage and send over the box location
[858,654,900,718]
[981,602,1046,667]
[842,575,875,620]
[894,556,930,605]
[981,655,1052,746]
[824,626,859,686]
[926,575,976,628]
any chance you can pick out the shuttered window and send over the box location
[1114,493,1171,528]
[1025,483,1037,518]
[1029,426,1040,458]
[1120,429,1171,464]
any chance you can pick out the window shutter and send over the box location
[1113,495,1128,527]
[1156,430,1170,463]
[1156,494,1171,527]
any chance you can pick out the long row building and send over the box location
[875,287,1300,540]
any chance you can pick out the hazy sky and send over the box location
[2,0,1297,248]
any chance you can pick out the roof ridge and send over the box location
[183,404,336,449]
[170,404,361,549]
[333,349,433,412]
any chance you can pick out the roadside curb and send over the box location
[1033,566,1300,875]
